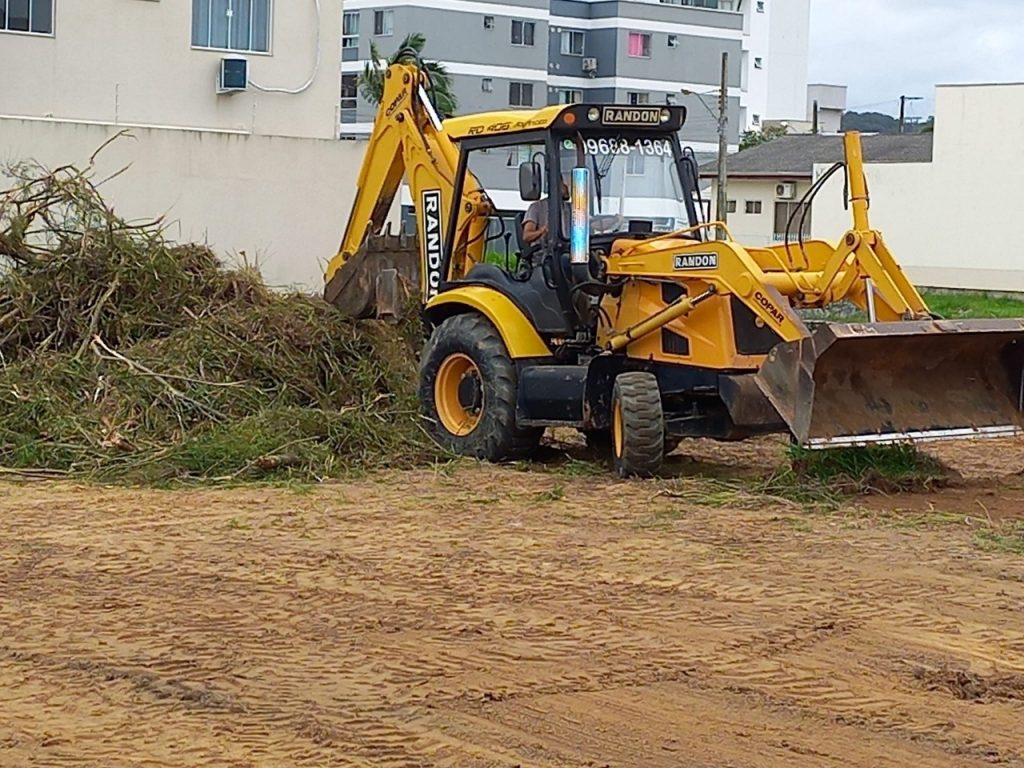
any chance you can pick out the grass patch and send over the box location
[788,443,954,494]
[922,290,1024,320]
[658,473,844,514]
[800,290,1024,324]
[532,484,566,503]
[976,523,1024,555]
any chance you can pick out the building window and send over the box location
[752,114,761,126]
[754,57,763,69]
[373,9,393,36]
[774,202,811,240]
[745,201,763,215]
[628,92,650,105]
[627,32,651,58]
[482,78,493,93]
[558,89,583,104]
[667,34,679,48]
[757,1,766,12]
[726,200,737,214]
[192,0,271,52]
[341,73,358,122]
[560,29,585,56]
[509,81,534,107]
[483,15,494,29]
[342,12,359,49]
[511,19,535,46]
[1,0,52,34]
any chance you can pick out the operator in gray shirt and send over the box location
[522,175,571,247]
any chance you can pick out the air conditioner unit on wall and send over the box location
[582,57,598,76]
[776,182,797,200]
[218,57,248,94]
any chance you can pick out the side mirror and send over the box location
[518,161,542,202]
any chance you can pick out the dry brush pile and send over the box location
[0,153,434,483]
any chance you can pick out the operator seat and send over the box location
[514,211,527,260]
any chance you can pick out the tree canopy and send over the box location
[357,33,458,119]
[739,124,789,151]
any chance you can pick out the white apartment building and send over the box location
[1,0,341,138]
[0,0,376,290]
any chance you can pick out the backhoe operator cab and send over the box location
[326,62,1024,478]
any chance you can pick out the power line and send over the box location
[845,98,901,112]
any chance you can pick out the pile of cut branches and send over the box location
[0,151,433,483]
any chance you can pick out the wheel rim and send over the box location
[435,353,483,436]
[612,400,624,458]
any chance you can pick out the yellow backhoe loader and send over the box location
[325,57,1024,477]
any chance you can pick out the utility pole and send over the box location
[680,50,729,239]
[716,51,729,239]
[899,95,923,134]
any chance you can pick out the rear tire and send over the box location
[420,313,541,461]
[611,372,665,478]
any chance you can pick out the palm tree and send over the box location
[358,33,458,119]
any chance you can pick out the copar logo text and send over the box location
[755,290,785,325]
[422,190,444,300]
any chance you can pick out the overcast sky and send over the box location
[809,0,1024,117]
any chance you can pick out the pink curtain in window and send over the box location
[628,33,645,57]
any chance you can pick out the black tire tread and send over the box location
[420,313,541,461]
[613,372,665,478]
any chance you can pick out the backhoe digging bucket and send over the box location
[755,319,1024,447]
[324,226,420,320]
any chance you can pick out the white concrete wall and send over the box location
[0,117,381,291]
[810,83,1024,292]
[765,0,810,121]
[0,0,342,139]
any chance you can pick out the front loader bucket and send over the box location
[324,226,420,320]
[755,319,1024,447]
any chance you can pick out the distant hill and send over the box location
[841,111,900,133]
[841,111,933,135]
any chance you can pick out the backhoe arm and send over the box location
[325,63,490,317]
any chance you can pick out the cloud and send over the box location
[810,0,1024,115]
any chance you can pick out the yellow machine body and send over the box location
[325,61,1024,456]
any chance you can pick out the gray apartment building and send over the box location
[340,0,810,224]
[341,0,810,147]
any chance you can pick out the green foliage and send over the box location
[788,443,952,494]
[358,33,458,118]
[739,124,789,151]
[0,155,435,483]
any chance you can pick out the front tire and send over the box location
[420,313,541,461]
[611,372,665,478]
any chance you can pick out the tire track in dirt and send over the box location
[2,455,1024,766]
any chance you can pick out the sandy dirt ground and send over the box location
[2,438,1024,767]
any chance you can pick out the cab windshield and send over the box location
[557,133,696,237]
